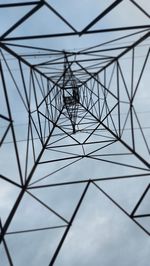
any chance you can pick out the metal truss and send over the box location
[0,0,150,265]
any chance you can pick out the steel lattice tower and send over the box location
[0,1,150,265]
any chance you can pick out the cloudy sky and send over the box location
[0,1,150,265]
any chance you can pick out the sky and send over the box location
[0,1,150,265]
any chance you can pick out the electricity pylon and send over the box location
[0,1,150,265]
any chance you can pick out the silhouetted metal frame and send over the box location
[0,1,150,265]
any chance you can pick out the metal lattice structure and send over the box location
[0,1,150,265]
